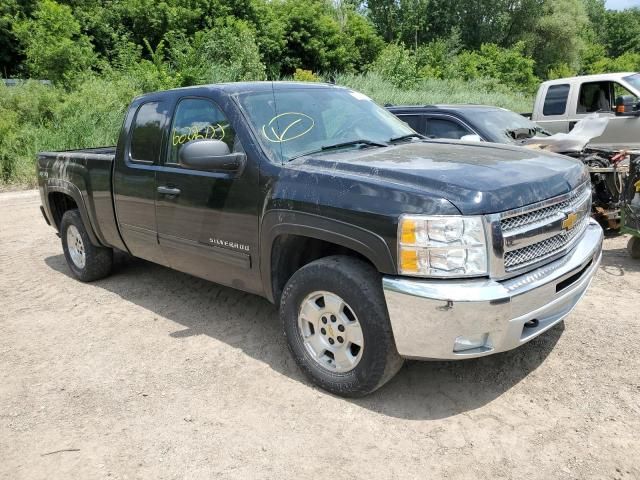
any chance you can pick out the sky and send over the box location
[605,0,640,10]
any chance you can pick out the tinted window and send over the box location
[396,114,422,132]
[130,102,167,163]
[578,82,612,113]
[425,118,471,139]
[169,98,237,165]
[543,84,570,116]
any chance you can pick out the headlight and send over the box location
[398,215,488,277]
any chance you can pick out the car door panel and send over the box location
[155,96,262,294]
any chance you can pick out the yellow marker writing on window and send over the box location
[262,112,314,143]
[172,123,226,146]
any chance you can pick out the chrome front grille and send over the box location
[504,215,590,269]
[488,181,592,277]
[500,182,589,233]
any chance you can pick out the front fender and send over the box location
[260,210,395,303]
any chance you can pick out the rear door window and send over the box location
[543,84,570,116]
[425,117,471,139]
[130,101,169,163]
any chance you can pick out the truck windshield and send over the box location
[623,73,640,93]
[237,86,414,163]
[472,108,550,142]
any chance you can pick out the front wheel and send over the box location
[280,256,403,397]
[60,209,113,282]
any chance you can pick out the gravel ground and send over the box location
[1,190,639,480]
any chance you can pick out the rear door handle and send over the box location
[157,186,181,196]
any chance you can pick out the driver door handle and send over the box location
[157,186,181,196]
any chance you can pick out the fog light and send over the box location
[453,333,489,352]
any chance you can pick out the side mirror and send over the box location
[179,139,245,172]
[615,95,640,117]
[460,134,483,142]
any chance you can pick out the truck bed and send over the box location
[38,146,116,161]
[37,145,124,252]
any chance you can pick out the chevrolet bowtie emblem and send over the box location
[562,212,578,231]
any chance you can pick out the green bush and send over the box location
[0,76,139,187]
[371,43,417,88]
[293,69,321,82]
[453,42,538,92]
[170,18,266,86]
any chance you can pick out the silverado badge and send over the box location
[562,212,578,231]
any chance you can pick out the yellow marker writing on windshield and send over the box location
[262,112,314,143]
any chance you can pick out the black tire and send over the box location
[60,209,113,282]
[280,255,403,397]
[628,236,640,259]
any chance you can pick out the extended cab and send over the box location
[531,72,640,149]
[38,82,603,397]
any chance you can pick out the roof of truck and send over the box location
[133,81,343,103]
[541,72,637,85]
[172,81,338,93]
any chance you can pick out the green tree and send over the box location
[13,0,97,83]
[276,0,353,74]
[531,0,588,76]
[0,0,38,77]
[604,8,640,57]
[343,9,385,71]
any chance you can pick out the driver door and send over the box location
[155,96,262,293]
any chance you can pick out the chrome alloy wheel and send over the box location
[297,291,364,373]
[66,225,86,269]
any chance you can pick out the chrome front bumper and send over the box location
[382,219,603,360]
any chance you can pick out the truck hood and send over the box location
[289,140,588,215]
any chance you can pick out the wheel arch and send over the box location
[260,210,395,304]
[47,183,101,247]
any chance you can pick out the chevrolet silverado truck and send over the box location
[37,82,603,397]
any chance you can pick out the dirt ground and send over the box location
[1,189,639,480]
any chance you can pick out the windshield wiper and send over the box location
[389,133,426,143]
[289,139,388,161]
[321,139,388,151]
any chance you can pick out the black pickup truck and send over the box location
[38,82,603,397]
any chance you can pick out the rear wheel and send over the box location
[628,236,640,259]
[280,255,403,397]
[61,209,113,282]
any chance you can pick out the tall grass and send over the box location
[0,73,535,188]
[0,76,140,188]
[336,73,534,113]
